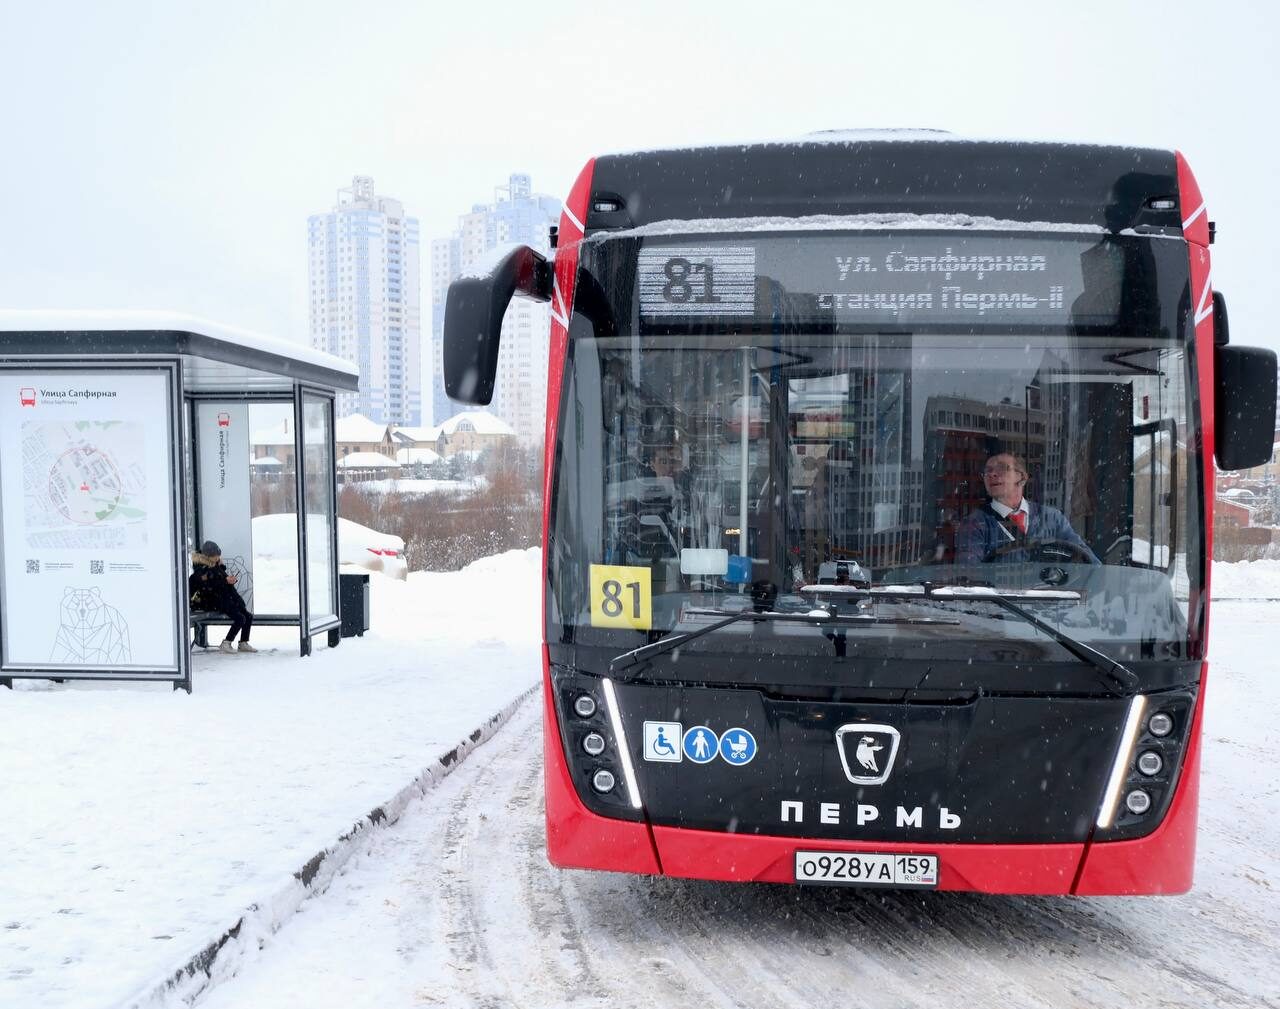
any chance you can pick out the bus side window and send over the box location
[1132,419,1176,571]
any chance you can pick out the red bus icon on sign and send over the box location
[20,387,36,407]
[217,412,231,427]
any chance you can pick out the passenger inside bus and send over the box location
[606,411,690,590]
[643,440,686,485]
[955,451,1100,565]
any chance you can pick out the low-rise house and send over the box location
[336,413,395,460]
[436,411,515,457]
[391,424,447,458]
[251,416,296,470]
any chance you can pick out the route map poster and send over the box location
[0,371,178,672]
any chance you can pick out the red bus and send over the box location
[444,134,1276,894]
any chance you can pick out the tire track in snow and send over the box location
[421,710,1275,1009]
[427,702,609,1006]
[199,677,1280,1009]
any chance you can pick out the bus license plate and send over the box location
[794,851,938,888]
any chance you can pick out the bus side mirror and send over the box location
[1215,344,1277,470]
[443,245,553,405]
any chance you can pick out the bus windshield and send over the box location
[548,231,1200,665]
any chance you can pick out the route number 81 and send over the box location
[662,257,720,305]
[601,579,641,618]
[589,564,652,630]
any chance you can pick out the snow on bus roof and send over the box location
[597,129,1173,159]
[586,213,1114,241]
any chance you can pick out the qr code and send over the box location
[90,560,104,575]
[26,559,39,574]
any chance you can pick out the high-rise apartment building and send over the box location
[308,176,422,424]
[429,174,561,441]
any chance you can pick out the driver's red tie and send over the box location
[1010,511,1027,535]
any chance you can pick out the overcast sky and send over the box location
[1,0,1276,381]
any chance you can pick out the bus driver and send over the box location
[955,451,1100,565]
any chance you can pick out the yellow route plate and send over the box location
[589,564,652,630]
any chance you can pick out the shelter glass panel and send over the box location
[302,394,337,629]
[248,402,299,615]
[0,369,180,674]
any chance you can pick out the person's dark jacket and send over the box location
[189,552,247,612]
[955,501,1100,565]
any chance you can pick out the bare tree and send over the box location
[338,442,543,571]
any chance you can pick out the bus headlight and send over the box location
[551,665,647,822]
[1148,712,1174,737]
[1095,689,1196,839]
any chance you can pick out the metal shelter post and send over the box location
[293,386,311,657]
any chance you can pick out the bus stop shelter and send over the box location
[0,312,359,691]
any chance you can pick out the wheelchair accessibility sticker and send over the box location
[682,725,719,763]
[643,721,682,762]
[719,727,757,765]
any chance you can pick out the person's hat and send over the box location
[200,540,221,557]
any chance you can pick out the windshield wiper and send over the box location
[607,606,948,678]
[978,594,1138,695]
[799,581,1137,696]
[609,583,1138,696]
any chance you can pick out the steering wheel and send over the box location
[982,538,1096,565]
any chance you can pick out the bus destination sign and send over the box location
[636,235,1124,327]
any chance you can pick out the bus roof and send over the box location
[583,138,1182,237]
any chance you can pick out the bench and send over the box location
[189,609,232,649]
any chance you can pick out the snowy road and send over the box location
[200,602,1280,1009]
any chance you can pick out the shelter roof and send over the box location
[0,311,358,393]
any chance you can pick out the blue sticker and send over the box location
[725,555,753,584]
[682,725,719,764]
[719,727,757,765]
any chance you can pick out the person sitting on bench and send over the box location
[189,540,257,653]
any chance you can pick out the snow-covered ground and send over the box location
[0,549,540,1009]
[198,601,1280,1009]
[1210,557,1280,598]
[2,557,1278,1009]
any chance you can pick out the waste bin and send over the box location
[339,572,370,637]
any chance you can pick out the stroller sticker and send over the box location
[719,727,757,766]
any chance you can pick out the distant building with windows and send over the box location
[429,173,560,441]
[308,176,422,425]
